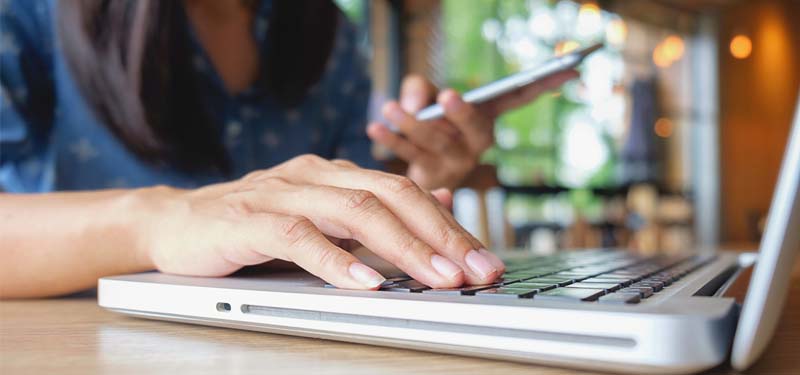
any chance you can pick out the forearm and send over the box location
[0,187,165,299]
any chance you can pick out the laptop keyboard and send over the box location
[326,250,715,304]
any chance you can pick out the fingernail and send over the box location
[348,263,386,288]
[478,248,505,273]
[367,123,387,136]
[441,91,463,112]
[465,249,497,279]
[383,103,403,122]
[431,254,463,279]
[401,95,424,113]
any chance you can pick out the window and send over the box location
[443,0,628,190]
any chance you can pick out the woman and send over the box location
[0,0,575,298]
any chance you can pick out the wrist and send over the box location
[116,185,186,271]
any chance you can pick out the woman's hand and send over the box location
[367,70,579,191]
[141,155,504,290]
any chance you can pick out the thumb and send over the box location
[400,74,436,113]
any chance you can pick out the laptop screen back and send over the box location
[731,96,800,370]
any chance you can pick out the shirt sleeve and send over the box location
[328,15,381,170]
[0,0,56,192]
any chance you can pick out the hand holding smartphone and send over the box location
[411,43,602,122]
[368,44,599,190]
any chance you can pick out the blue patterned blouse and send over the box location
[0,0,377,192]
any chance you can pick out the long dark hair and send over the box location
[57,0,339,173]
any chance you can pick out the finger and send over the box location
[425,190,503,274]
[430,188,453,211]
[439,89,495,153]
[433,120,462,138]
[294,167,501,285]
[367,122,425,162]
[400,74,437,113]
[224,213,386,290]
[331,159,358,169]
[272,156,504,283]
[234,182,465,288]
[382,101,461,155]
[236,156,504,282]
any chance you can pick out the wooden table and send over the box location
[2,270,799,375]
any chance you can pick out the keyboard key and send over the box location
[582,277,633,286]
[423,284,497,295]
[646,276,673,286]
[566,282,621,292]
[501,271,539,278]
[534,287,605,302]
[328,251,711,301]
[502,282,557,291]
[382,280,430,293]
[551,272,593,280]
[632,281,663,292]
[496,277,527,285]
[526,268,564,275]
[565,268,606,276]
[654,272,678,282]
[379,276,413,288]
[505,267,558,275]
[621,286,654,298]
[475,287,538,298]
[607,269,643,276]
[605,274,644,283]
[325,275,415,290]
[524,278,574,287]
[499,275,537,284]
[597,293,641,304]
[551,276,591,283]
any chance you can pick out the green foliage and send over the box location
[443,0,566,186]
[442,0,507,90]
[334,0,364,22]
[442,0,618,191]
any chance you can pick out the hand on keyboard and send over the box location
[143,155,504,291]
[327,250,714,305]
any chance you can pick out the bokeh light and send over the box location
[529,11,557,42]
[559,111,610,187]
[605,18,628,48]
[652,35,685,68]
[481,19,502,42]
[555,40,580,56]
[662,35,685,62]
[653,43,671,68]
[730,34,752,59]
[654,118,674,138]
[576,2,603,40]
[453,0,630,189]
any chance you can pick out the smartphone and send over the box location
[412,43,603,122]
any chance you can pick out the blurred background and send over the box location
[335,0,800,255]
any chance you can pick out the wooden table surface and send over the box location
[2,268,799,375]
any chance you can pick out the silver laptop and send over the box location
[99,99,800,374]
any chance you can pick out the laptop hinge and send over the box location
[694,265,740,297]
